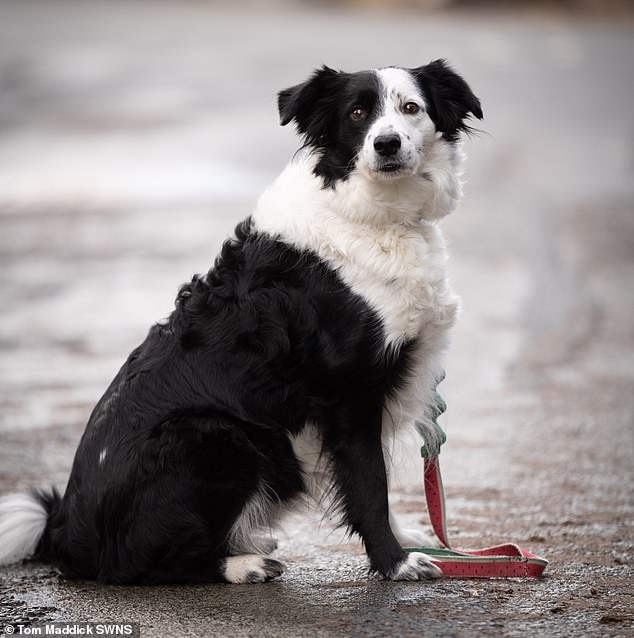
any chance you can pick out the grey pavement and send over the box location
[0,1,633,637]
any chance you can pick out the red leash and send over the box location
[416,456,548,577]
[405,382,548,578]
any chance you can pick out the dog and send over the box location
[0,60,481,584]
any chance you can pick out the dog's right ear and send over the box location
[278,66,346,146]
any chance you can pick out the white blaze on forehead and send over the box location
[355,67,434,179]
[376,67,426,114]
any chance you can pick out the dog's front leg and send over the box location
[327,405,441,581]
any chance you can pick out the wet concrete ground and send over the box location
[0,1,633,636]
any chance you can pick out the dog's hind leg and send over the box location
[221,554,286,583]
[74,412,300,585]
[67,414,269,584]
[144,553,286,585]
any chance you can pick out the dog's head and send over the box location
[278,60,482,188]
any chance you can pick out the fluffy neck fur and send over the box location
[252,136,463,349]
[259,134,464,229]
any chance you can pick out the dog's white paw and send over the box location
[222,554,286,584]
[394,527,436,548]
[388,552,442,581]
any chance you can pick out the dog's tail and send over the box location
[0,488,60,566]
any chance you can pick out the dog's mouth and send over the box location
[362,153,418,180]
[379,162,402,173]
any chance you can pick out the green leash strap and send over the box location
[407,376,548,578]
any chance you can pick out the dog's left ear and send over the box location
[412,59,483,141]
[278,66,347,146]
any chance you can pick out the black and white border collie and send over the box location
[0,60,481,584]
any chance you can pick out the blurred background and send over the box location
[0,1,632,635]
[1,0,632,440]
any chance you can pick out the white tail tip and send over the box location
[0,493,48,566]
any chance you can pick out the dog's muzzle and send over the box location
[374,134,401,157]
[373,134,404,173]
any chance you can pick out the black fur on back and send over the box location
[42,218,416,584]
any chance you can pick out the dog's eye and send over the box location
[350,107,367,122]
[403,102,420,115]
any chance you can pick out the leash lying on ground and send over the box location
[405,379,548,578]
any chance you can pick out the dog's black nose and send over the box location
[374,134,401,157]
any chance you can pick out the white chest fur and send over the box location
[318,213,457,348]
[253,154,462,448]
[252,155,459,350]
[253,154,462,503]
